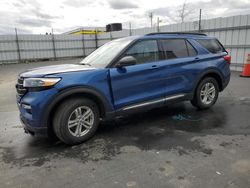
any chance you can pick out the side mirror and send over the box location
[115,56,137,68]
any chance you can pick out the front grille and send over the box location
[16,77,27,97]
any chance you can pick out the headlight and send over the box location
[23,78,61,88]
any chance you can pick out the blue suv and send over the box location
[16,32,231,145]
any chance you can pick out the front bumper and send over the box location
[17,87,59,137]
[20,114,48,136]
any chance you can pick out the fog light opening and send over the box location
[21,103,32,114]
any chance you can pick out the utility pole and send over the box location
[149,12,153,27]
[198,9,202,32]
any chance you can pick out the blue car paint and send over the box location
[19,88,58,127]
[54,69,114,111]
[16,33,231,136]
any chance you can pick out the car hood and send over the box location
[20,64,96,77]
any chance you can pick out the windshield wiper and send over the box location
[80,63,91,66]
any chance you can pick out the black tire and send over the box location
[53,98,100,145]
[191,77,219,109]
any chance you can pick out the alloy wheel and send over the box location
[67,106,94,137]
[200,82,216,105]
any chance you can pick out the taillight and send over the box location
[224,55,231,64]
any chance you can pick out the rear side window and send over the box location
[196,39,225,54]
[160,39,197,60]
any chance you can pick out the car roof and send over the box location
[139,32,216,40]
[113,33,216,43]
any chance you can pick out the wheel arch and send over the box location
[194,69,224,93]
[42,86,113,137]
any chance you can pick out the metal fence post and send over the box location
[129,22,132,36]
[15,28,21,63]
[94,29,98,50]
[51,28,56,60]
[110,31,113,41]
[242,15,249,68]
[81,28,85,57]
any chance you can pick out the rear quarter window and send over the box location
[196,39,225,54]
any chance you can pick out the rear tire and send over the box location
[53,98,99,145]
[191,77,219,109]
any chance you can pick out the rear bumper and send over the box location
[20,115,48,136]
[222,73,230,91]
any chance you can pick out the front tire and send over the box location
[191,77,219,109]
[53,98,100,145]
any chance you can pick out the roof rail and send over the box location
[146,32,207,36]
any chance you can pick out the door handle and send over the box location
[194,57,200,61]
[150,65,159,69]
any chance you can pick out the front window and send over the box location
[124,40,162,64]
[80,38,134,68]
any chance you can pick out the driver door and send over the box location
[109,39,166,110]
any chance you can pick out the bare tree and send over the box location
[178,0,192,23]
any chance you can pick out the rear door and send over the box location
[109,39,167,110]
[157,39,199,97]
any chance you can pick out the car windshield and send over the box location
[80,37,134,68]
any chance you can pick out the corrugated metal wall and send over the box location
[1,14,250,71]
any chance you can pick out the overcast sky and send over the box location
[0,0,250,34]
